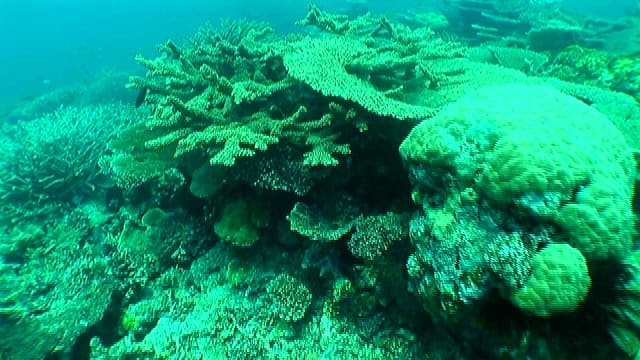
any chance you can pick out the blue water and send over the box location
[3,0,635,108]
[0,0,427,106]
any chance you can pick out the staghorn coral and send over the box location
[296,4,353,35]
[283,36,437,121]
[108,7,592,202]
[108,6,482,195]
[287,7,472,121]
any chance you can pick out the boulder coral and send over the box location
[400,83,635,319]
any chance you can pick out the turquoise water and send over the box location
[2,1,640,359]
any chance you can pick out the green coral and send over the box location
[105,21,370,195]
[510,243,591,317]
[99,120,183,190]
[214,198,269,247]
[2,70,135,122]
[547,45,640,102]
[609,55,640,100]
[282,36,436,121]
[401,83,635,261]
[106,207,197,285]
[0,104,136,221]
[188,163,230,198]
[225,259,257,288]
[0,213,116,359]
[469,45,549,74]
[284,9,472,120]
[348,212,409,261]
[549,45,611,83]
[608,250,640,358]
[288,200,360,242]
[266,273,313,322]
[232,145,325,196]
[140,208,169,228]
[91,243,424,359]
[400,83,635,321]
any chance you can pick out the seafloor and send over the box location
[2,2,640,359]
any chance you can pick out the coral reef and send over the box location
[510,243,591,316]
[266,273,312,321]
[0,103,140,224]
[0,211,116,359]
[214,198,269,247]
[400,83,634,321]
[3,3,640,360]
[608,250,640,357]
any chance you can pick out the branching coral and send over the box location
[0,104,137,222]
[104,8,477,200]
[283,36,437,121]
[106,20,361,197]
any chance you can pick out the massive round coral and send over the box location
[400,83,635,318]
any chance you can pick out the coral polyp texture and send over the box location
[266,273,312,322]
[400,83,635,319]
[103,9,480,198]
